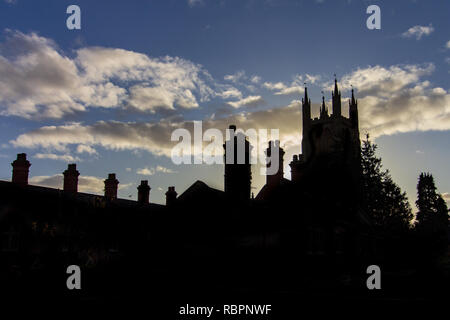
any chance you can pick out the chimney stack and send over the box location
[223,124,252,202]
[104,173,119,201]
[266,140,285,186]
[11,153,31,186]
[165,186,177,206]
[63,164,80,193]
[137,180,151,205]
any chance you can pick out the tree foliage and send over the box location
[415,172,449,233]
[360,135,413,232]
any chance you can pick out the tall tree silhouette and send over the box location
[415,172,449,234]
[361,134,413,232]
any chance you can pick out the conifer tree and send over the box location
[415,172,449,233]
[360,134,413,232]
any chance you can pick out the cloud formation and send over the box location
[401,24,434,40]
[263,74,308,96]
[28,174,132,194]
[0,30,224,119]
[34,153,80,162]
[29,174,102,194]
[442,192,450,205]
[8,63,450,164]
[137,165,176,176]
[227,95,265,108]
[337,63,450,137]
[10,106,302,158]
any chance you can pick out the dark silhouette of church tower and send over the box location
[11,153,31,186]
[63,164,80,193]
[104,173,119,201]
[223,125,252,202]
[291,79,361,183]
[137,180,151,204]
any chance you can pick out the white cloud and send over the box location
[29,174,104,194]
[263,74,306,96]
[10,105,302,159]
[263,81,303,96]
[446,40,450,50]
[401,24,434,40]
[155,165,177,173]
[137,165,176,176]
[218,87,243,99]
[338,63,450,137]
[34,153,80,162]
[442,192,450,204]
[0,30,217,119]
[305,74,320,84]
[250,75,261,84]
[227,95,264,108]
[76,144,97,155]
[224,70,246,84]
[263,81,286,91]
[9,63,450,161]
[28,174,132,194]
[136,167,155,176]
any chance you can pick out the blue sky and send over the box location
[0,0,449,207]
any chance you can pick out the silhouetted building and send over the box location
[137,180,151,205]
[0,78,399,303]
[290,79,361,188]
[104,173,119,201]
[223,125,252,202]
[11,153,30,186]
[63,164,80,193]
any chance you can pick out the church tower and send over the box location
[290,77,361,183]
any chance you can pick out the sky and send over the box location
[0,0,449,208]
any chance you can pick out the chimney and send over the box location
[266,140,285,186]
[63,164,80,193]
[11,153,31,186]
[165,186,177,206]
[137,180,151,205]
[104,173,119,201]
[223,124,252,202]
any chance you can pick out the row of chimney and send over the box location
[10,153,178,206]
